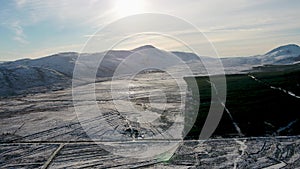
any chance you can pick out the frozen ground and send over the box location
[0,72,300,168]
[1,137,300,168]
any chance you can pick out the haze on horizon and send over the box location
[0,0,300,61]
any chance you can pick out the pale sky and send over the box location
[1,0,300,61]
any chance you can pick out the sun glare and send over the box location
[114,0,146,17]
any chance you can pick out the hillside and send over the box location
[0,44,299,97]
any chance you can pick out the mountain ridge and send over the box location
[0,44,299,97]
[2,43,299,63]
[265,44,300,55]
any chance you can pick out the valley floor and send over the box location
[0,71,299,168]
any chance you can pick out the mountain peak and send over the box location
[131,45,157,51]
[266,44,300,55]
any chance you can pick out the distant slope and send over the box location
[0,52,78,96]
[0,44,299,97]
[0,46,195,96]
[0,65,69,96]
[221,44,300,67]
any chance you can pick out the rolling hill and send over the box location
[0,44,299,97]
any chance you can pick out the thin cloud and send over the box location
[15,0,27,8]
[0,0,299,59]
[11,21,29,44]
[24,44,84,59]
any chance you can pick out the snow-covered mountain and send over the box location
[262,44,300,64]
[0,44,299,96]
[221,44,300,67]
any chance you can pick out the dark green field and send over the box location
[185,64,300,139]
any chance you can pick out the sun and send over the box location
[114,0,146,17]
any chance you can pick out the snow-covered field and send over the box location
[1,44,300,168]
[1,71,299,168]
